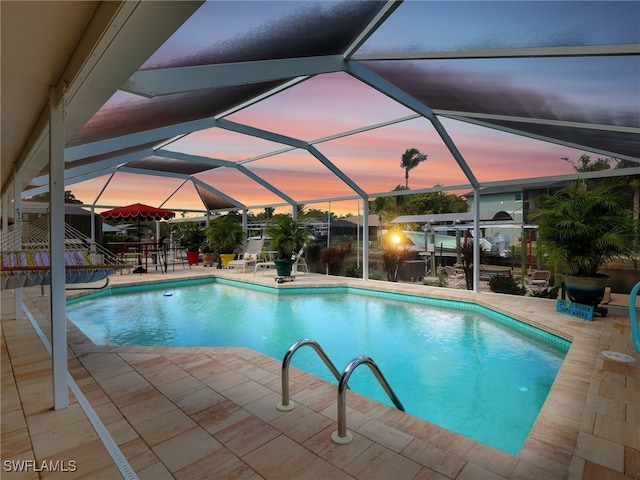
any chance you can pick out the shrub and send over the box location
[489,274,525,295]
[424,273,447,287]
[345,262,361,278]
[320,241,353,275]
[368,265,386,280]
[532,286,560,299]
[382,244,415,282]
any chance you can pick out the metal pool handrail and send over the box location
[276,338,342,411]
[331,355,405,445]
[630,281,640,353]
[276,338,405,446]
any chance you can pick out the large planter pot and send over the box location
[186,250,200,266]
[201,252,216,267]
[563,274,609,306]
[274,258,294,277]
[219,253,235,268]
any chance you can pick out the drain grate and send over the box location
[24,307,139,480]
[600,350,636,363]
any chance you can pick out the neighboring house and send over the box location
[342,214,381,242]
[463,181,568,242]
[464,185,524,226]
[21,201,104,243]
[462,185,525,245]
[389,181,569,257]
[102,223,127,235]
[299,215,381,244]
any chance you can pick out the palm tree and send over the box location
[532,180,636,277]
[400,148,427,189]
[564,155,640,249]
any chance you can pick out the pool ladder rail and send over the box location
[276,338,405,445]
[630,281,640,353]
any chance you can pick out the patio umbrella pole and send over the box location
[132,217,145,273]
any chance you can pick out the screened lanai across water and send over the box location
[1,0,639,410]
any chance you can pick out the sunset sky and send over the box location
[65,1,639,217]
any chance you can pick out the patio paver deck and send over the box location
[2,266,638,479]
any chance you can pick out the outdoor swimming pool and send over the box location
[67,278,569,455]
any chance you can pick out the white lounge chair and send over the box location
[253,259,275,275]
[254,247,308,277]
[524,270,551,294]
[445,266,465,287]
[227,237,265,273]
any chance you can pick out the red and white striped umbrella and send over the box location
[100,203,175,222]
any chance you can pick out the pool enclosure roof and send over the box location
[2,1,639,215]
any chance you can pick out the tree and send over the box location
[303,208,325,219]
[26,190,82,204]
[404,190,467,216]
[562,154,613,173]
[392,184,409,214]
[295,204,306,218]
[564,155,640,246]
[253,207,274,221]
[370,186,467,219]
[370,196,391,214]
[616,159,640,248]
[400,148,427,189]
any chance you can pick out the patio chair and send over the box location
[228,237,265,273]
[175,236,190,269]
[147,236,168,273]
[291,248,309,276]
[445,266,465,287]
[524,270,551,294]
[254,255,276,275]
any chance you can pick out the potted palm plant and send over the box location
[183,223,206,265]
[205,216,244,267]
[265,214,308,277]
[200,243,217,267]
[532,180,637,306]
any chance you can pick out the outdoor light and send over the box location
[391,234,401,245]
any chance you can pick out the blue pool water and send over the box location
[67,279,569,454]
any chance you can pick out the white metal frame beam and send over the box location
[439,112,640,163]
[343,0,402,59]
[49,87,67,409]
[438,111,640,134]
[217,119,369,198]
[28,149,156,190]
[122,55,347,98]
[65,117,216,162]
[351,43,640,61]
[190,177,245,211]
[157,149,298,206]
